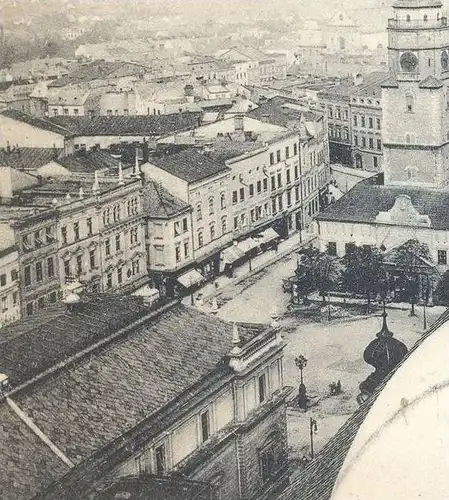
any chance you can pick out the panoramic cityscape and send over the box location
[0,0,448,499]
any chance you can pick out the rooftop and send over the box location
[318,72,388,100]
[0,110,74,138]
[49,112,202,137]
[142,181,190,218]
[0,147,63,170]
[316,183,449,230]
[56,150,130,174]
[148,148,230,183]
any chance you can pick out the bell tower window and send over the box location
[406,94,414,113]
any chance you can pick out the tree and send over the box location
[435,270,449,306]
[341,243,385,314]
[391,239,436,315]
[296,246,340,304]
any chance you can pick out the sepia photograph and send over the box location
[0,0,448,498]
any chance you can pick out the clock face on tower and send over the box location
[400,51,419,72]
[442,50,449,71]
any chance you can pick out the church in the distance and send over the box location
[315,0,449,276]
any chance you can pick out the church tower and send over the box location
[382,0,449,187]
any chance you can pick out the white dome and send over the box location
[63,293,80,305]
[331,318,449,500]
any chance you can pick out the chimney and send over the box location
[92,170,100,194]
[353,73,363,86]
[118,160,125,186]
[79,186,84,199]
[234,113,244,133]
[134,147,141,176]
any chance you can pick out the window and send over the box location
[49,291,57,304]
[117,267,123,284]
[210,224,216,240]
[369,117,373,129]
[61,226,67,245]
[285,146,290,159]
[47,257,55,278]
[1,296,7,313]
[11,269,18,282]
[26,302,33,317]
[182,218,188,232]
[196,203,202,221]
[362,137,366,148]
[115,234,121,252]
[36,262,43,282]
[130,227,139,245]
[12,291,18,306]
[132,259,140,275]
[105,238,111,257]
[208,197,215,215]
[259,373,267,403]
[377,139,382,150]
[21,235,31,252]
[239,187,245,202]
[354,135,358,146]
[374,156,379,169]
[276,150,281,162]
[34,230,43,248]
[263,178,268,192]
[353,115,358,126]
[107,273,113,289]
[74,222,80,241]
[286,169,291,184]
[232,190,238,204]
[198,231,204,248]
[257,180,262,194]
[184,241,190,257]
[64,260,70,279]
[249,184,254,196]
[270,176,276,191]
[90,249,96,269]
[220,193,226,209]
[361,116,366,127]
[438,250,447,265]
[293,143,298,156]
[46,227,55,244]
[175,244,181,262]
[328,242,337,256]
[76,255,82,275]
[369,137,374,149]
[0,274,5,287]
[174,221,181,237]
[154,444,167,476]
[277,173,282,188]
[200,409,211,442]
[295,186,300,202]
[269,152,275,165]
[376,118,381,130]
[287,190,292,206]
[278,194,283,211]
[406,94,414,113]
[234,216,239,229]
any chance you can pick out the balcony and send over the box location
[388,17,447,29]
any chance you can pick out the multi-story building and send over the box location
[142,180,195,297]
[0,244,20,328]
[0,297,293,500]
[142,149,232,279]
[18,175,148,294]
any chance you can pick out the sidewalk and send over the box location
[182,230,316,308]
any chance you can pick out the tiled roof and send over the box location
[0,110,74,137]
[419,74,444,89]
[0,294,150,387]
[148,149,229,183]
[247,96,314,128]
[278,308,449,500]
[56,150,128,173]
[47,61,150,88]
[316,183,449,230]
[0,147,62,170]
[13,304,262,465]
[318,72,388,100]
[0,402,70,500]
[142,181,190,219]
[49,112,202,137]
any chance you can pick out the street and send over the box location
[210,251,446,468]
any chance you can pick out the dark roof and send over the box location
[316,183,449,230]
[0,402,70,500]
[318,72,388,100]
[0,294,150,387]
[148,149,229,183]
[13,304,262,465]
[56,150,128,173]
[0,147,62,170]
[49,112,202,137]
[247,96,318,128]
[47,61,150,88]
[419,74,444,89]
[278,308,449,500]
[142,181,190,218]
[0,110,73,137]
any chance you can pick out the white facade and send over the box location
[0,247,20,328]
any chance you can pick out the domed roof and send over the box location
[363,311,408,374]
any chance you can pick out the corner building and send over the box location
[383,0,449,187]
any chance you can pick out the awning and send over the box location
[256,227,280,245]
[236,237,259,254]
[177,269,204,288]
[221,245,246,265]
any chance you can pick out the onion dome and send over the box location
[363,310,408,376]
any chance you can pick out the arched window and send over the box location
[208,196,215,215]
[210,223,216,240]
[221,216,227,234]
[198,230,204,248]
[406,93,414,113]
[196,203,202,221]
[220,192,226,210]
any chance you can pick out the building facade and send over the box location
[0,245,20,328]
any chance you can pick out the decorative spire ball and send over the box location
[230,322,242,355]
[79,186,84,199]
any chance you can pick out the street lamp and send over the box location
[310,417,318,459]
[295,355,308,385]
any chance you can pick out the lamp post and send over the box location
[310,417,318,459]
[295,355,307,385]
